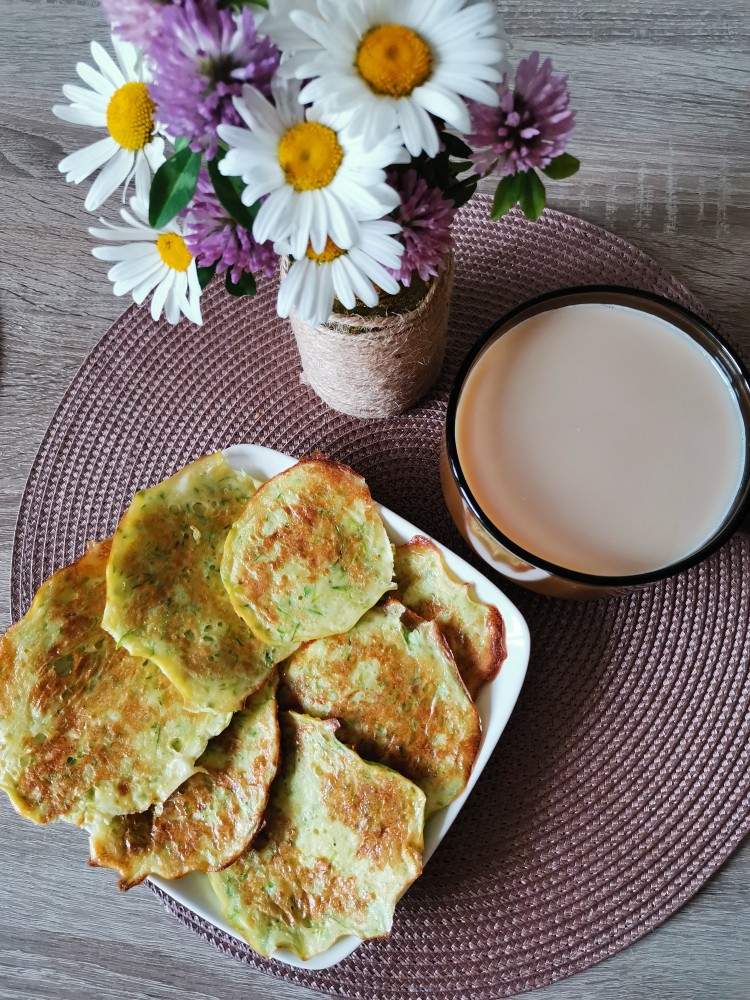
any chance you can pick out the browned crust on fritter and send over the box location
[2,539,218,825]
[394,536,507,698]
[283,599,481,809]
[226,459,387,640]
[88,688,281,890]
[251,456,370,504]
[215,711,424,958]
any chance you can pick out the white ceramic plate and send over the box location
[150,443,531,970]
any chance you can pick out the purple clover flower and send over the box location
[100,0,176,48]
[149,0,279,159]
[468,51,576,176]
[184,170,278,285]
[387,169,456,287]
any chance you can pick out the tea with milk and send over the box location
[455,303,745,577]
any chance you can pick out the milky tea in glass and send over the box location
[450,298,748,591]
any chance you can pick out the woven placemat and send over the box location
[12,197,750,1000]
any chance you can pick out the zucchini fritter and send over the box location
[88,676,280,889]
[0,540,228,826]
[221,458,394,646]
[282,598,481,814]
[210,712,425,960]
[394,536,506,697]
[103,453,287,712]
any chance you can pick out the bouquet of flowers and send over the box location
[54,0,578,329]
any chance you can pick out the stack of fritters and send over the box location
[0,452,505,960]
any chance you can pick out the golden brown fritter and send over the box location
[209,712,425,960]
[221,458,394,646]
[282,598,481,814]
[88,676,280,889]
[0,540,228,826]
[103,453,288,713]
[394,536,506,697]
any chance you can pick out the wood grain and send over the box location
[1,1,748,997]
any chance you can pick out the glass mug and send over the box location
[441,287,750,599]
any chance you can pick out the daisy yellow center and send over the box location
[156,233,192,272]
[356,24,433,97]
[277,122,344,192]
[306,238,346,263]
[106,81,156,151]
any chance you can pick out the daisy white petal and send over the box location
[116,259,164,299]
[412,83,471,132]
[165,279,182,325]
[151,269,176,322]
[217,123,258,152]
[331,258,356,311]
[129,268,167,305]
[307,195,328,257]
[277,255,309,318]
[76,61,113,98]
[173,270,189,306]
[94,242,154,263]
[234,84,288,136]
[59,137,119,183]
[53,105,107,128]
[348,247,401,294]
[397,97,439,157]
[321,189,359,251]
[108,260,155,297]
[261,0,322,79]
[339,254,378,307]
[111,35,139,82]
[185,264,203,316]
[84,147,134,212]
[90,40,126,89]
[144,137,166,174]
[181,291,203,327]
[433,70,501,104]
[62,83,108,112]
[254,186,296,245]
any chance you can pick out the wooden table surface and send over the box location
[1,2,748,998]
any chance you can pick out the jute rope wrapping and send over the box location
[285,253,454,418]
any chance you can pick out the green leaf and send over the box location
[432,150,452,190]
[149,147,202,228]
[218,0,268,8]
[542,153,580,180]
[518,170,547,221]
[450,176,478,209]
[225,270,257,297]
[207,156,259,231]
[441,132,473,159]
[490,173,523,219]
[173,136,190,152]
[197,264,216,290]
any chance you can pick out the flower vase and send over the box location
[286,253,454,419]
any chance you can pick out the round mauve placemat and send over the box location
[12,197,750,1000]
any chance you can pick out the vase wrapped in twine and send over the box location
[287,253,454,419]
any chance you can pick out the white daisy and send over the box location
[89,183,202,326]
[276,219,404,326]
[258,0,323,78]
[291,0,509,157]
[217,79,408,260]
[53,33,164,212]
